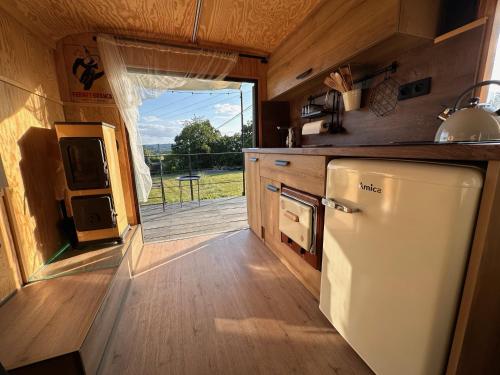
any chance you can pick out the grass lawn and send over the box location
[144,170,244,205]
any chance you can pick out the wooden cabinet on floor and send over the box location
[244,153,262,238]
[260,177,281,245]
[260,176,321,299]
[245,152,326,299]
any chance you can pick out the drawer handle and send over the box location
[266,184,279,193]
[249,157,258,162]
[274,160,290,167]
[284,210,299,222]
[296,68,313,80]
[322,198,360,214]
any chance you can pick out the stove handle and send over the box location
[283,210,299,222]
[322,198,360,214]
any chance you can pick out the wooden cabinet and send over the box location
[244,153,262,238]
[245,152,325,299]
[260,154,326,196]
[260,177,281,245]
[267,0,441,99]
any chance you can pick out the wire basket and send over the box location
[368,77,399,117]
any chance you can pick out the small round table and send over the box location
[176,175,201,207]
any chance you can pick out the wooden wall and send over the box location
[0,190,21,303]
[0,7,66,284]
[287,25,484,147]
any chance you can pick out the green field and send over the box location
[144,170,244,205]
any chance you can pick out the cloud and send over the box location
[138,119,185,144]
[141,115,162,122]
[214,103,240,116]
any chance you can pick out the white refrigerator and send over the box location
[319,159,483,375]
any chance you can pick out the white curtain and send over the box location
[96,34,239,202]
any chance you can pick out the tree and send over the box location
[154,116,255,173]
[171,117,220,155]
[242,120,254,148]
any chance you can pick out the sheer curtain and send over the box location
[97,34,239,202]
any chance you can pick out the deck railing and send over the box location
[142,151,245,211]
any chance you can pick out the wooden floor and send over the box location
[99,229,372,375]
[140,196,248,242]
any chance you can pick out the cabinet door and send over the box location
[244,153,262,237]
[260,177,281,245]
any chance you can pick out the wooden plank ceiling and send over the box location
[0,0,322,54]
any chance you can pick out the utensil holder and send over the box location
[342,88,362,111]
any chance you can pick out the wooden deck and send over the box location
[140,196,249,242]
[99,229,372,375]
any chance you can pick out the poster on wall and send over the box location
[64,44,114,104]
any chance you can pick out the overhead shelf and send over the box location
[434,17,488,44]
[266,0,442,100]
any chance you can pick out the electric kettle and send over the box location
[435,80,500,143]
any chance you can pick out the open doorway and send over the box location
[137,78,256,242]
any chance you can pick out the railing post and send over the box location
[240,90,245,197]
[158,144,166,212]
[188,152,194,201]
[242,152,245,196]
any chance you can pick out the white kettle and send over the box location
[435,80,500,143]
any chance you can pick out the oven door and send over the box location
[279,194,316,252]
[60,137,109,190]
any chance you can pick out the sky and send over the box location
[138,81,254,145]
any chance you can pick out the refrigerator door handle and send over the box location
[322,198,360,213]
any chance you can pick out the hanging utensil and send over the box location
[368,71,399,117]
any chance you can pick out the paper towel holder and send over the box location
[301,90,344,134]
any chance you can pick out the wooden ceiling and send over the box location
[0,0,322,54]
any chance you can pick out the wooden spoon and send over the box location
[324,76,343,92]
[339,66,353,91]
[333,72,348,92]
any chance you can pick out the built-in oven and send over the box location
[279,187,324,270]
[71,194,117,231]
[59,137,109,190]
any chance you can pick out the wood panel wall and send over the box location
[287,25,484,147]
[0,190,21,303]
[0,8,66,283]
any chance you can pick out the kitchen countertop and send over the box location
[243,142,500,161]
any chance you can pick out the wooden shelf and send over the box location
[434,17,488,44]
[0,225,143,375]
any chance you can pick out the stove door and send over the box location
[71,195,116,231]
[279,195,313,251]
